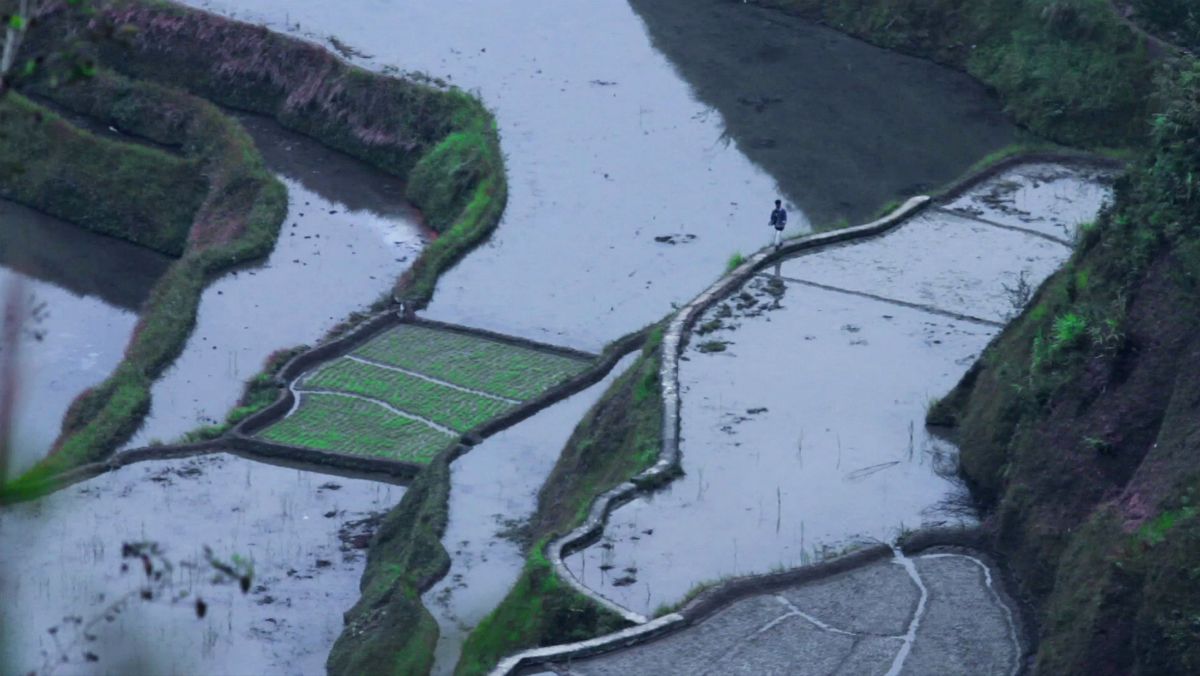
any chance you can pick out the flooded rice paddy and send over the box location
[564,164,1114,617]
[0,452,404,674]
[127,115,427,447]
[183,0,1014,350]
[0,200,171,474]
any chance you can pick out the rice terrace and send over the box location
[3,1,1200,675]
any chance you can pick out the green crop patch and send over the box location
[354,325,591,400]
[258,393,453,462]
[302,357,516,433]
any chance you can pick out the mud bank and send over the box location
[0,452,403,674]
[564,163,1112,618]
[7,0,505,484]
[71,0,506,308]
[2,68,287,486]
[627,0,1016,225]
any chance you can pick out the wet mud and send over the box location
[943,162,1116,242]
[564,165,1113,617]
[0,452,403,675]
[0,200,170,475]
[128,114,427,446]
[627,0,1017,226]
[422,353,639,675]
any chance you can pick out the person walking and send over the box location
[769,199,788,251]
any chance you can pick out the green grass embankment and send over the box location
[929,60,1200,673]
[455,330,667,675]
[753,0,1156,150]
[0,94,204,254]
[1,66,287,494]
[83,0,507,308]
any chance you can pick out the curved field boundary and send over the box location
[494,527,1026,675]
[542,154,1126,629]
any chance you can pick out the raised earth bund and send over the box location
[2,0,507,498]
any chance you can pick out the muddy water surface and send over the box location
[128,115,426,446]
[186,0,1011,350]
[422,353,639,675]
[565,166,1113,616]
[0,200,170,474]
[0,452,403,674]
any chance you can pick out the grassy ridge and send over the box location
[0,66,287,492]
[455,331,667,675]
[326,456,452,676]
[85,0,508,307]
[930,60,1200,673]
[0,93,204,254]
[753,0,1155,149]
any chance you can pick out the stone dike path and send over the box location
[528,548,1019,676]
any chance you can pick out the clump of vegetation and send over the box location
[697,340,730,353]
[327,457,451,676]
[726,251,746,273]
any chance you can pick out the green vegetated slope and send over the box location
[257,325,590,465]
[929,61,1200,673]
[456,332,668,675]
[327,456,453,676]
[753,0,1155,149]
